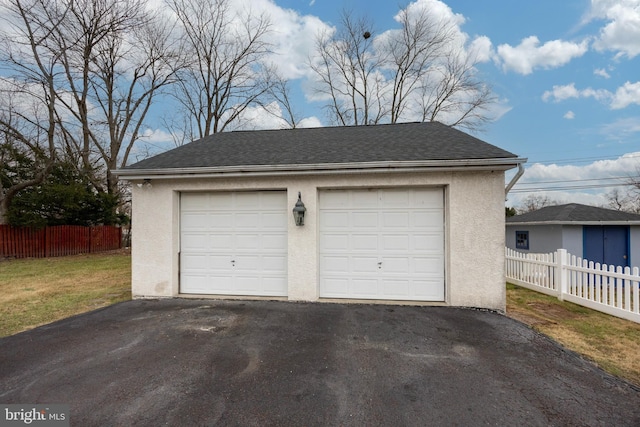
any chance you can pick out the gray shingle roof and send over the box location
[123,122,518,171]
[507,203,640,224]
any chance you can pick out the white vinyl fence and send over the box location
[505,247,640,323]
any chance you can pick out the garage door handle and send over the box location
[378,262,382,269]
[231,260,236,266]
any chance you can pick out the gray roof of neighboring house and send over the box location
[118,122,522,176]
[507,203,640,225]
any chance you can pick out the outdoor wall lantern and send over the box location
[292,192,306,226]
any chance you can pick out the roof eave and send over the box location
[115,157,526,180]
[507,221,640,226]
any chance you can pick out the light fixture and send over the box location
[292,192,306,226]
[142,178,152,188]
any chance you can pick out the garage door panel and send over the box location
[262,213,288,229]
[412,233,444,251]
[381,257,410,273]
[413,189,443,207]
[381,212,410,228]
[179,274,209,293]
[235,213,259,228]
[258,192,287,209]
[261,255,287,271]
[180,191,287,296]
[352,234,378,250]
[209,234,234,250]
[208,213,234,228]
[382,280,410,298]
[207,255,233,270]
[380,190,410,206]
[320,256,349,273]
[321,278,349,296]
[352,212,378,227]
[352,257,379,272]
[351,279,379,296]
[181,193,208,210]
[320,188,444,302]
[181,253,209,270]
[208,192,234,208]
[181,233,209,251]
[235,276,260,292]
[262,234,287,250]
[321,211,350,229]
[381,234,410,251]
[414,256,445,274]
[262,277,289,294]
[414,211,443,228]
[352,191,379,207]
[413,280,445,299]
[235,234,262,250]
[320,234,349,251]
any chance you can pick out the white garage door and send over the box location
[319,188,444,301]
[180,191,288,296]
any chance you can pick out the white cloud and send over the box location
[469,35,494,63]
[611,81,640,109]
[542,81,640,110]
[542,83,612,103]
[598,116,640,141]
[564,111,575,119]
[589,0,640,58]
[140,128,176,144]
[542,83,580,102]
[507,152,640,207]
[400,0,466,27]
[496,36,589,75]
[298,116,322,128]
[264,7,334,80]
[594,68,611,78]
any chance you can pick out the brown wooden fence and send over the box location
[0,225,122,258]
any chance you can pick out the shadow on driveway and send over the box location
[1,299,639,426]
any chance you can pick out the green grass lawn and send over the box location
[0,251,131,337]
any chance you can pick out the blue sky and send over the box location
[234,0,639,209]
[3,0,638,208]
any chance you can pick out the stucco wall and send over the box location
[130,169,508,310]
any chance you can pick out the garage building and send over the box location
[117,122,524,311]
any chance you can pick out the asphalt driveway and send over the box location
[1,299,639,426]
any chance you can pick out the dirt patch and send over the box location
[507,301,578,328]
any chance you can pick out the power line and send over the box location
[526,153,640,166]
[509,183,631,194]
[513,176,632,186]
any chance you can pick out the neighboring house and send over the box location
[506,203,640,269]
[116,122,524,311]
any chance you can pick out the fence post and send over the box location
[557,249,568,301]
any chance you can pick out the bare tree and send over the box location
[309,11,386,126]
[167,0,273,138]
[418,50,495,132]
[261,66,301,129]
[385,6,453,123]
[517,194,557,214]
[0,0,63,222]
[309,6,495,130]
[606,171,640,213]
[1,0,180,220]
